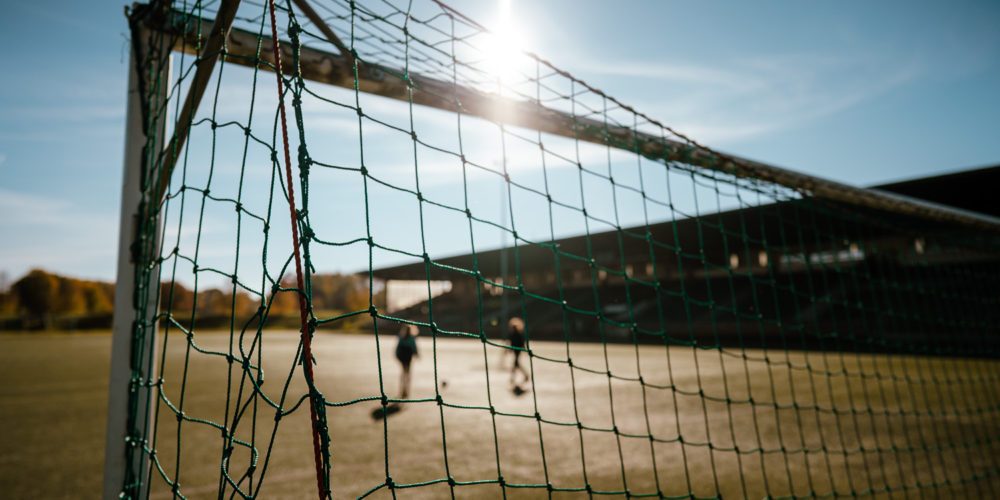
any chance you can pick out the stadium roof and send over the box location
[870,164,999,217]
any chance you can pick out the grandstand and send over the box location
[373,165,1000,354]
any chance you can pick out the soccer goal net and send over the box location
[106,0,1000,498]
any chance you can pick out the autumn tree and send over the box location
[12,269,59,328]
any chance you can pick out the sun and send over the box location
[481,0,526,86]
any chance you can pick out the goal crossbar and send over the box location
[133,4,1000,231]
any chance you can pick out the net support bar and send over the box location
[151,0,242,204]
[138,6,1000,232]
[290,0,353,64]
[103,28,170,499]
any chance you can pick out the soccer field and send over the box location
[1,332,997,499]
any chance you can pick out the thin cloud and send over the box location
[567,53,924,145]
[0,188,118,280]
[3,104,124,123]
[0,188,100,228]
[574,60,758,90]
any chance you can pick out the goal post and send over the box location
[107,0,1000,498]
[103,20,171,499]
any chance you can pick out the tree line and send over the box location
[0,269,378,331]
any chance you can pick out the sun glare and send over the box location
[482,0,525,85]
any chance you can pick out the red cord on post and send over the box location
[265,0,328,498]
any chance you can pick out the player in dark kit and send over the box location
[507,317,530,388]
[396,324,419,399]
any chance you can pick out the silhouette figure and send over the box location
[507,317,529,389]
[395,323,419,399]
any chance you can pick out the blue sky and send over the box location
[1,0,999,285]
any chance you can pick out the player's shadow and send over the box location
[370,402,403,421]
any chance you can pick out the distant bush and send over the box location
[2,269,114,330]
[0,269,377,332]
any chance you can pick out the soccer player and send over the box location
[507,317,530,388]
[395,324,419,398]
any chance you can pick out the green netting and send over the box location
[117,0,1000,498]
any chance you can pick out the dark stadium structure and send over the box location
[371,166,1000,356]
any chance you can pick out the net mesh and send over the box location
[118,0,1000,498]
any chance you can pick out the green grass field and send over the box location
[1,332,997,499]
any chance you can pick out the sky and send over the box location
[1,0,999,285]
